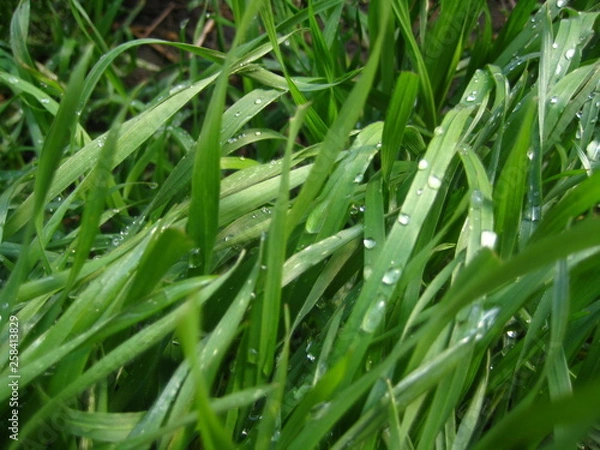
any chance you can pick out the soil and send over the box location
[119,0,514,67]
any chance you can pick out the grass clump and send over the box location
[1,0,600,448]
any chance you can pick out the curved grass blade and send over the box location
[188,0,267,271]
[256,104,309,376]
[285,0,391,236]
[381,72,419,184]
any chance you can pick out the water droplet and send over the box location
[234,111,241,117]
[8,76,18,84]
[376,142,382,149]
[361,298,386,332]
[586,140,599,160]
[527,149,535,160]
[359,205,366,213]
[363,238,376,249]
[397,213,410,226]
[565,48,576,60]
[40,97,50,104]
[472,190,483,206]
[97,138,105,148]
[555,64,562,75]
[552,42,559,49]
[477,307,500,337]
[148,182,158,189]
[465,91,477,102]
[434,126,444,136]
[354,173,364,183]
[310,402,331,420]
[255,131,262,136]
[530,205,542,221]
[576,110,583,119]
[557,0,567,7]
[427,175,442,190]
[550,96,558,104]
[363,265,373,279]
[224,234,233,242]
[418,159,429,170]
[254,98,262,105]
[480,230,497,249]
[506,330,518,339]
[416,188,423,196]
[382,268,401,285]
[306,353,316,362]
[248,348,258,362]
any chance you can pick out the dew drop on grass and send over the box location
[255,131,262,136]
[555,64,562,75]
[530,205,542,221]
[465,91,477,102]
[382,268,401,285]
[434,126,444,136]
[418,159,429,170]
[248,348,258,363]
[565,48,576,60]
[471,190,483,206]
[363,238,376,249]
[376,142,382,149]
[527,149,535,160]
[397,213,410,226]
[427,175,442,190]
[550,96,558,104]
[586,140,600,161]
[552,42,559,49]
[310,402,331,420]
[480,230,497,249]
[557,0,567,7]
[354,173,364,183]
[361,298,386,333]
[234,111,240,117]
[8,76,18,84]
[254,98,262,105]
[40,97,50,104]
[363,265,372,279]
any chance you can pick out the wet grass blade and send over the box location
[256,104,309,377]
[381,72,419,184]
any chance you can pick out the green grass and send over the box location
[1,0,600,448]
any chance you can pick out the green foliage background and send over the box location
[1,0,599,448]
